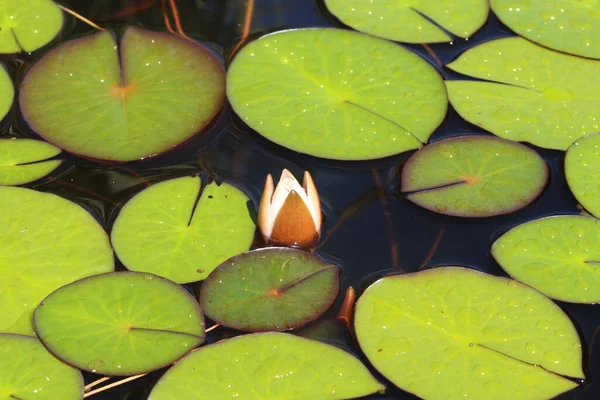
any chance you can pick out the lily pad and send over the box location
[0,0,63,53]
[0,186,113,335]
[565,133,600,218]
[325,0,489,43]
[0,333,83,400]
[34,271,205,376]
[0,65,13,120]
[227,28,447,160]
[148,332,385,400]
[446,37,600,150]
[401,135,547,217]
[0,139,61,185]
[200,247,340,332]
[491,0,600,59]
[111,176,255,284]
[19,26,225,161]
[354,267,582,400]
[493,215,600,303]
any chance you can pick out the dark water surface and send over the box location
[1,0,598,399]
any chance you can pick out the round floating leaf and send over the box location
[0,65,13,120]
[20,26,225,161]
[493,215,600,303]
[446,37,600,150]
[200,247,340,332]
[0,187,113,335]
[325,0,488,43]
[149,332,385,400]
[565,133,600,218]
[354,267,582,400]
[401,135,547,217]
[491,0,600,59]
[0,139,61,185]
[34,271,205,376]
[227,28,447,160]
[111,176,255,284]
[0,0,63,53]
[0,334,83,400]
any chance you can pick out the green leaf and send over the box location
[0,187,114,335]
[446,37,600,150]
[0,139,61,186]
[148,332,385,400]
[200,247,340,332]
[34,271,205,376]
[0,65,13,120]
[0,0,63,53]
[227,28,447,160]
[354,267,582,400]
[491,0,600,59]
[0,334,83,400]
[565,133,600,218]
[19,26,225,161]
[493,215,600,303]
[325,0,489,43]
[401,135,547,217]
[111,176,255,284]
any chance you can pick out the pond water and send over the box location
[2,0,598,399]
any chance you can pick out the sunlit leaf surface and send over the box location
[446,37,600,150]
[0,0,63,53]
[493,215,600,303]
[355,267,582,399]
[491,0,600,59]
[20,27,225,161]
[228,28,447,160]
[0,65,13,120]
[401,135,547,217]
[200,247,339,332]
[565,133,600,219]
[34,272,205,376]
[111,176,255,283]
[0,334,83,400]
[149,332,385,400]
[0,187,114,335]
[0,139,61,185]
[325,0,488,43]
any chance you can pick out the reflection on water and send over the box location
[1,0,596,399]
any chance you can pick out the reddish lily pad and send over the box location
[401,135,548,217]
[19,26,225,161]
[200,247,340,332]
[34,272,205,376]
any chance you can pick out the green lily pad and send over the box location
[0,0,63,53]
[0,139,61,186]
[325,0,489,43]
[0,65,13,120]
[0,186,114,335]
[491,0,600,59]
[565,133,600,218]
[19,26,225,161]
[446,37,600,150]
[354,267,582,400]
[0,333,83,400]
[227,28,447,160]
[200,247,340,332]
[111,176,255,284]
[148,332,385,400]
[493,215,600,303]
[34,271,205,376]
[401,135,547,217]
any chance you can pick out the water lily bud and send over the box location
[258,169,322,248]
